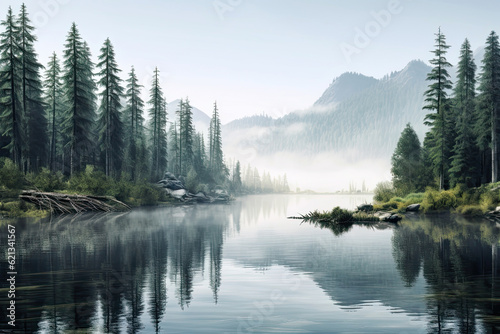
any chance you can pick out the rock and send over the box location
[158,173,185,191]
[378,212,401,223]
[163,172,177,180]
[169,189,188,200]
[406,204,420,212]
[385,214,402,223]
[357,204,373,212]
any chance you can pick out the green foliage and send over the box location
[130,183,159,206]
[391,123,424,194]
[26,168,64,192]
[148,67,167,181]
[62,23,97,175]
[423,28,454,190]
[421,189,457,211]
[456,205,485,216]
[479,190,498,211]
[373,181,396,202]
[68,165,112,196]
[403,193,425,204]
[0,158,24,190]
[186,166,198,192]
[302,207,354,224]
[96,38,124,178]
[476,31,500,183]
[0,6,24,166]
[450,39,479,188]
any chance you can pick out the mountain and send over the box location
[224,60,431,158]
[167,99,211,135]
[314,72,378,106]
[221,60,432,190]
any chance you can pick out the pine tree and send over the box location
[17,4,48,171]
[476,31,500,183]
[147,67,167,181]
[168,122,180,175]
[450,39,479,187]
[232,160,242,194]
[391,123,423,194]
[179,97,194,176]
[209,101,226,183]
[44,52,64,171]
[61,23,96,176]
[124,66,146,180]
[96,38,124,177]
[423,28,453,190]
[0,6,23,166]
[192,132,207,180]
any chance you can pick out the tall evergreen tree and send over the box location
[124,66,146,180]
[0,6,23,166]
[147,67,167,181]
[476,31,500,183]
[43,52,64,172]
[61,23,96,176]
[450,39,479,187]
[168,122,180,175]
[179,97,194,176]
[96,38,124,177]
[391,123,423,194]
[209,101,225,183]
[423,28,453,190]
[232,161,242,194]
[17,4,48,171]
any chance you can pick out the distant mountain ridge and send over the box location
[223,59,432,161]
[314,72,378,106]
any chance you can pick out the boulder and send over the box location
[357,204,373,212]
[406,204,420,212]
[385,214,402,223]
[377,212,402,223]
[169,189,188,200]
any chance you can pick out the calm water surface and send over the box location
[1,194,499,333]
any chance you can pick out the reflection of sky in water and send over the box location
[1,194,498,333]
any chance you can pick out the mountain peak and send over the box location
[314,72,378,107]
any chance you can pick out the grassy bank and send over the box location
[0,159,172,218]
[374,182,500,216]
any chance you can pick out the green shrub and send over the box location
[329,206,354,223]
[403,192,425,204]
[421,189,457,211]
[68,165,112,196]
[26,168,65,192]
[456,205,485,216]
[374,181,396,202]
[0,158,24,190]
[131,183,160,206]
[480,190,498,211]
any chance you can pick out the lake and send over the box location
[1,194,499,333]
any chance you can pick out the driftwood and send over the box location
[19,190,130,214]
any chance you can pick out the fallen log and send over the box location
[19,190,130,214]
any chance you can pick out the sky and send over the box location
[3,0,500,123]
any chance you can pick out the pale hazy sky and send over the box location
[4,0,500,123]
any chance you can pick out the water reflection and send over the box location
[0,195,499,333]
[393,215,500,333]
